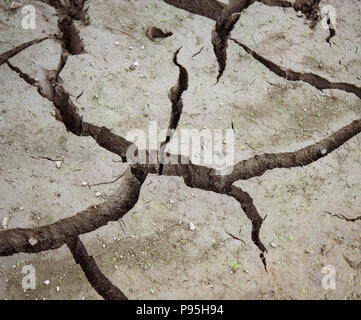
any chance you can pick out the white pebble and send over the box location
[114,41,120,46]
[43,280,50,286]
[189,222,196,231]
[321,148,327,155]
[95,192,102,198]
[81,181,88,186]
[28,236,38,246]
[55,161,62,169]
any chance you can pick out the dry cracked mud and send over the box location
[0,0,360,300]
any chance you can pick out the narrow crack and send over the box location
[326,18,336,45]
[212,0,256,82]
[258,0,292,8]
[159,48,189,175]
[231,185,268,271]
[324,211,361,223]
[230,38,361,99]
[66,235,128,300]
[0,36,50,66]
[343,255,361,270]
[162,0,226,21]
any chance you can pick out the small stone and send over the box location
[141,46,145,50]
[114,41,120,46]
[321,148,327,155]
[29,236,38,246]
[81,181,88,186]
[56,286,60,292]
[43,280,50,286]
[270,242,277,248]
[169,200,174,204]
[189,222,196,231]
[133,61,139,67]
[2,217,8,229]
[95,191,102,198]
[296,11,302,17]
[102,244,106,248]
[19,207,24,211]
[55,161,62,169]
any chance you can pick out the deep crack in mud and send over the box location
[0,0,360,299]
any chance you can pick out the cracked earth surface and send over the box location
[0,0,360,299]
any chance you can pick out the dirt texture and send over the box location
[0,0,360,300]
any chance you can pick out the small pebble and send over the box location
[270,242,277,248]
[56,286,60,292]
[95,191,102,198]
[81,181,88,186]
[114,41,120,46]
[189,222,196,231]
[28,236,38,246]
[55,161,62,169]
[321,148,327,155]
[43,280,50,286]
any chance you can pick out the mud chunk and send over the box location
[146,26,173,41]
